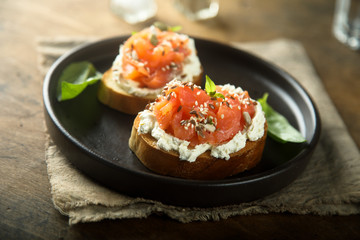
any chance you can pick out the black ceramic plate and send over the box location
[43,36,320,207]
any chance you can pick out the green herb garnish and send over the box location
[205,75,225,99]
[153,21,168,31]
[150,34,158,46]
[258,93,306,143]
[57,61,102,101]
[169,25,182,32]
[153,21,182,32]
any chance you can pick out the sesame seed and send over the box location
[204,124,216,132]
[197,91,201,95]
[201,108,208,114]
[131,50,138,60]
[243,112,252,125]
[221,114,224,119]
[195,101,198,106]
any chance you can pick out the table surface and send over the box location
[1,0,359,239]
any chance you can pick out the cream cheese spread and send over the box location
[112,37,201,98]
[138,90,266,162]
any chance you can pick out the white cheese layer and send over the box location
[112,37,201,98]
[138,99,266,162]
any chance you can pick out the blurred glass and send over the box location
[173,0,219,21]
[333,0,360,50]
[110,0,157,24]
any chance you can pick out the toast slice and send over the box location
[97,68,203,115]
[129,114,267,180]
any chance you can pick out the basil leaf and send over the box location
[205,75,225,100]
[258,93,306,143]
[169,25,182,32]
[205,75,216,93]
[214,92,225,100]
[57,61,102,101]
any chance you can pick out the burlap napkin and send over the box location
[37,37,360,225]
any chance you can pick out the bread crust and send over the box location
[129,114,268,180]
[97,68,203,115]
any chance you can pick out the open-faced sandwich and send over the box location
[129,76,267,180]
[97,23,203,114]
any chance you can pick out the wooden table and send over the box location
[1,0,359,239]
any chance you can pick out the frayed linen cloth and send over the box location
[37,37,360,225]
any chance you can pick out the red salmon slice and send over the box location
[121,27,191,89]
[153,82,257,147]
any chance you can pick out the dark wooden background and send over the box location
[1,0,359,239]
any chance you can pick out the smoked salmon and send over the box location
[152,78,257,146]
[121,25,192,89]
